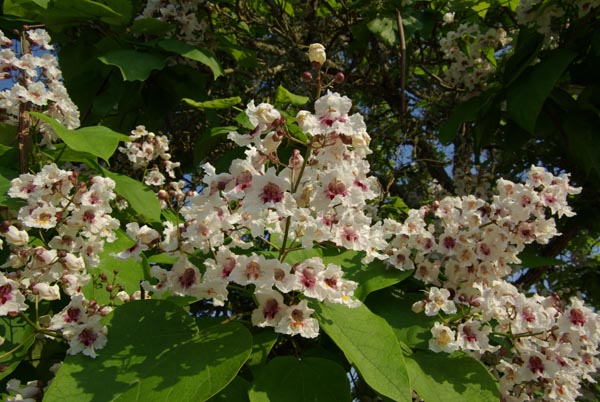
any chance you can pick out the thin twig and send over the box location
[396,9,407,115]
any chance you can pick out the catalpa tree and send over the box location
[1,1,599,401]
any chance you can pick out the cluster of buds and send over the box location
[303,43,345,90]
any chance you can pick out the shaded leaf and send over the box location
[194,126,238,164]
[248,356,351,402]
[406,350,498,402]
[44,300,252,402]
[208,377,250,402]
[158,39,224,80]
[98,49,168,81]
[0,315,36,381]
[129,18,174,35]
[507,48,577,132]
[367,289,436,350]
[315,302,411,402]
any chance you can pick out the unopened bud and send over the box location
[308,43,326,68]
[289,149,304,170]
[157,189,169,200]
[302,71,312,82]
[334,72,345,84]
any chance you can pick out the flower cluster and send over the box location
[381,166,600,400]
[439,23,510,93]
[136,90,383,337]
[0,29,80,145]
[1,164,118,356]
[117,125,183,205]
[516,0,600,37]
[137,0,208,47]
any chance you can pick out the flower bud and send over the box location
[289,149,304,171]
[308,43,326,68]
[302,71,313,82]
[334,72,345,84]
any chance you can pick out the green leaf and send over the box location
[519,247,566,269]
[367,290,437,350]
[0,315,36,381]
[194,126,238,164]
[3,0,47,16]
[246,329,279,368]
[503,27,544,85]
[367,17,397,46]
[315,302,411,402]
[406,350,498,402]
[81,228,146,305]
[438,100,479,144]
[507,48,577,132]
[98,49,168,81]
[471,2,490,17]
[248,356,351,402]
[44,300,252,402]
[30,113,130,163]
[102,169,162,222]
[0,165,18,206]
[322,249,411,301]
[208,377,250,402]
[183,97,242,109]
[129,18,175,35]
[275,85,309,106]
[158,39,224,80]
[0,123,17,146]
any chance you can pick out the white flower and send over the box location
[276,300,319,338]
[424,287,457,316]
[252,289,286,328]
[63,315,108,358]
[0,274,27,316]
[429,322,458,353]
[443,12,455,24]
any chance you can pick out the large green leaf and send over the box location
[507,48,577,132]
[44,300,252,402]
[81,228,146,305]
[208,377,250,402]
[129,18,175,35]
[102,169,162,222]
[194,126,239,164]
[367,290,436,350]
[158,39,224,80]
[248,356,351,402]
[0,315,36,381]
[98,49,168,81]
[322,249,411,301]
[315,302,411,402]
[29,113,129,163]
[439,92,493,144]
[406,351,498,402]
[246,329,279,368]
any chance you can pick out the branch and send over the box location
[396,9,406,115]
